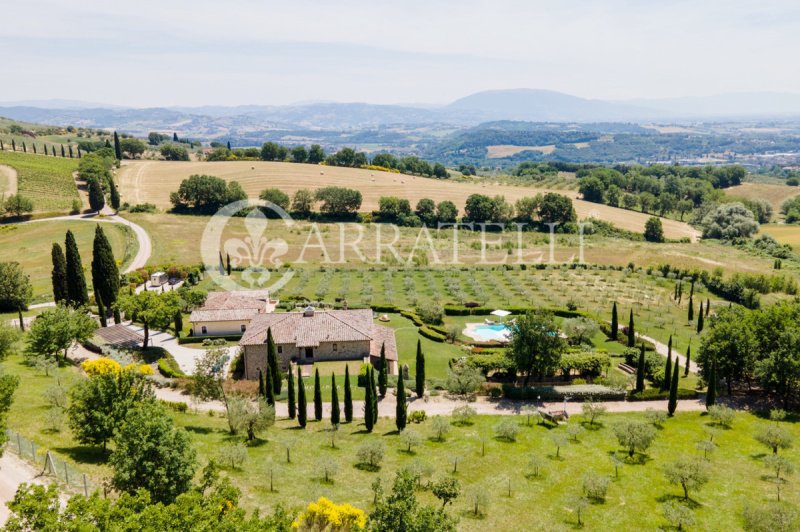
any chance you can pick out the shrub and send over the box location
[582,471,610,501]
[217,442,248,470]
[82,358,121,376]
[419,326,446,342]
[494,419,520,442]
[431,416,450,442]
[560,352,611,377]
[356,440,385,470]
[157,357,185,378]
[409,410,427,424]
[502,384,625,401]
[645,408,668,427]
[452,404,477,426]
[628,388,698,401]
[708,404,735,427]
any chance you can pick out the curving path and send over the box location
[638,332,699,373]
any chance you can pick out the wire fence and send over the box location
[5,429,97,497]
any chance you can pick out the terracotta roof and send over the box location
[370,325,398,361]
[189,290,275,323]
[241,309,376,348]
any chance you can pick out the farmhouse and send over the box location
[239,307,398,379]
[189,290,278,336]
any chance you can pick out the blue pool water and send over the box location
[471,324,512,342]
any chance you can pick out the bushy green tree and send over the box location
[0,261,33,329]
[117,291,181,348]
[26,305,96,361]
[509,310,566,385]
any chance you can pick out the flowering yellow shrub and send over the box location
[124,363,155,376]
[82,358,121,376]
[292,497,365,531]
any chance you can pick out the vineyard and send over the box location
[0,151,79,213]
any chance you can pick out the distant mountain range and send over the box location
[2,88,800,144]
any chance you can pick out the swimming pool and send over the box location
[466,323,512,342]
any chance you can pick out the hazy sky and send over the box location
[2,0,799,107]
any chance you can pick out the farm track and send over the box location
[0,165,18,196]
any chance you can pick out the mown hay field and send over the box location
[117,161,698,239]
[727,182,800,217]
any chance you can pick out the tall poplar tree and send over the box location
[415,340,425,397]
[611,302,618,339]
[635,344,646,393]
[287,367,296,419]
[668,359,680,416]
[313,368,322,421]
[627,310,635,347]
[396,371,407,432]
[113,131,122,160]
[91,225,120,313]
[344,364,353,423]
[50,243,68,304]
[378,342,388,397]
[65,230,89,307]
[266,328,281,394]
[330,374,340,425]
[297,368,307,428]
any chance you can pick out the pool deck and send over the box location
[463,322,512,343]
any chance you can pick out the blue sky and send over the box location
[1,0,799,107]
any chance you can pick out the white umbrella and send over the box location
[490,309,512,317]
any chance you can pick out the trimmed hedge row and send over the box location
[158,356,186,378]
[419,326,446,342]
[444,305,590,319]
[501,384,626,401]
[177,334,242,345]
[628,388,699,401]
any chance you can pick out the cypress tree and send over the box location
[109,177,120,210]
[662,335,673,391]
[378,342,388,397]
[0,139,4,150]
[267,328,281,394]
[668,359,680,416]
[313,368,322,421]
[91,225,120,311]
[287,368,296,419]
[706,298,710,317]
[415,340,425,397]
[635,344,645,393]
[52,145,57,156]
[344,364,353,423]
[364,368,374,433]
[11,139,15,151]
[684,344,691,377]
[227,141,232,151]
[104,139,111,149]
[396,371,407,432]
[697,308,704,333]
[705,361,717,409]
[60,145,65,158]
[88,178,105,212]
[226,253,231,276]
[96,294,107,327]
[611,302,618,339]
[33,144,37,154]
[113,131,122,160]
[688,296,694,321]
[78,146,82,158]
[673,282,678,300]
[330,374,340,425]
[627,310,635,347]
[65,230,89,307]
[68,145,74,158]
[370,366,378,424]
[113,308,121,325]
[258,368,265,397]
[689,280,694,299]
[265,365,275,406]
[174,310,182,334]
[218,251,224,275]
[173,132,179,142]
[50,243,68,304]
[22,142,26,153]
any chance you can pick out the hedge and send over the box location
[628,388,699,401]
[400,310,425,327]
[177,334,242,345]
[443,305,590,319]
[501,384,626,401]
[372,304,400,313]
[419,326,446,342]
[158,356,186,378]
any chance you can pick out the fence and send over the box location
[4,429,96,497]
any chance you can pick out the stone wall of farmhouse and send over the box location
[243,340,370,380]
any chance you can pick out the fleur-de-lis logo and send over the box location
[223,208,288,287]
[201,199,295,292]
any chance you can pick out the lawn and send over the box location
[0,220,135,302]
[0,151,79,213]
[4,348,798,531]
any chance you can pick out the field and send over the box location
[0,151,79,213]
[0,220,135,302]
[486,144,556,157]
[117,160,698,239]
[726,182,800,218]
[759,223,800,247]
[3,348,797,531]
[126,212,774,276]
